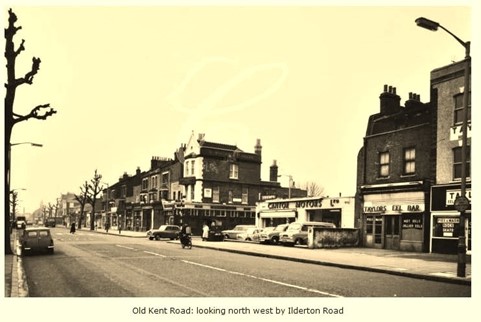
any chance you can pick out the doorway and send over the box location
[384,215,401,250]
[365,215,383,248]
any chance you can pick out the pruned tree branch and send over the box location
[12,103,57,125]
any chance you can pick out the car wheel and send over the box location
[155,235,160,241]
[48,248,54,255]
[246,238,251,241]
[271,237,279,245]
[224,234,230,239]
[294,239,303,246]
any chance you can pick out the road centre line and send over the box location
[115,246,341,296]
[116,245,136,250]
[182,260,343,297]
[143,251,167,257]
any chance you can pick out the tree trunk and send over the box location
[90,197,96,231]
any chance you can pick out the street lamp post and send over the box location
[278,174,293,199]
[5,141,42,254]
[416,17,470,277]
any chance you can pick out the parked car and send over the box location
[259,223,290,245]
[279,221,336,246]
[237,227,262,242]
[147,225,181,240]
[206,226,224,241]
[222,225,256,239]
[45,218,56,227]
[15,215,27,229]
[20,227,54,255]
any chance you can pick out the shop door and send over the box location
[384,215,400,250]
[365,215,383,248]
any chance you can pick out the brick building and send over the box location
[356,85,435,252]
[429,60,471,254]
[103,133,306,234]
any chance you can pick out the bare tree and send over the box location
[4,9,57,254]
[305,182,324,197]
[74,182,89,230]
[87,170,103,231]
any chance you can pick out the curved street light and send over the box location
[416,17,471,277]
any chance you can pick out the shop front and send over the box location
[362,191,428,252]
[430,184,471,254]
[256,196,355,229]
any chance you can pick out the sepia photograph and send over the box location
[2,0,477,321]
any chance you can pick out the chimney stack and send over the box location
[270,160,278,182]
[254,138,262,159]
[380,84,401,115]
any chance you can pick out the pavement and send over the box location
[5,227,471,297]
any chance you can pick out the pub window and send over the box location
[213,187,220,203]
[453,146,471,180]
[403,147,416,175]
[454,93,471,125]
[228,190,233,203]
[379,151,390,178]
[191,160,195,176]
[229,163,239,179]
[242,187,248,204]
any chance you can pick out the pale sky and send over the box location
[3,2,474,214]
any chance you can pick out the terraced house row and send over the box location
[98,133,306,235]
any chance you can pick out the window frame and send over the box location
[453,93,471,125]
[403,147,416,175]
[453,146,471,180]
[378,151,390,178]
[229,163,239,179]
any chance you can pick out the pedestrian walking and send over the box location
[202,224,209,241]
[105,222,110,233]
[70,222,76,234]
[118,223,122,234]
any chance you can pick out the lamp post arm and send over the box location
[437,24,469,53]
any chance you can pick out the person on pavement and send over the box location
[70,222,76,234]
[202,224,209,241]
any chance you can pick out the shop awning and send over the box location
[259,211,297,218]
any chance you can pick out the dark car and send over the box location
[15,216,27,229]
[147,225,181,240]
[20,227,54,255]
[45,218,56,227]
[207,226,224,241]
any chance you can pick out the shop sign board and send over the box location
[431,184,472,212]
[363,203,424,214]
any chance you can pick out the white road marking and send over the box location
[116,245,135,250]
[118,247,343,297]
[143,251,166,258]
[182,260,343,297]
